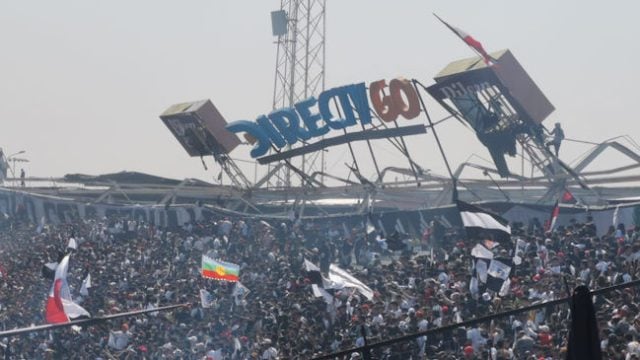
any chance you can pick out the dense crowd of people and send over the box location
[0,208,638,359]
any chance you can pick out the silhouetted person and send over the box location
[548,122,565,157]
[20,168,25,187]
[566,285,602,360]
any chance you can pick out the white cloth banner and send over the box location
[613,205,620,227]
[108,331,129,350]
[513,238,527,265]
[232,282,250,305]
[80,273,91,296]
[200,289,214,308]
[471,244,494,260]
[469,276,479,299]
[366,219,376,234]
[312,284,334,305]
[37,216,46,234]
[328,264,374,300]
[303,259,321,273]
[487,260,512,281]
[499,277,511,297]
[145,302,159,317]
[476,259,489,284]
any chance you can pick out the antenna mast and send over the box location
[268,0,327,189]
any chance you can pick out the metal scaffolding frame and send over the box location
[268,0,327,189]
[12,137,640,213]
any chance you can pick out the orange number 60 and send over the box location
[369,77,420,122]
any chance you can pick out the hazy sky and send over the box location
[2,1,639,185]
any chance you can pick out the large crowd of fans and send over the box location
[0,208,638,359]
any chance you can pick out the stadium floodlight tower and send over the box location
[426,50,588,202]
[267,0,327,189]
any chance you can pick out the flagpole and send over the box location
[412,79,459,202]
[433,13,495,65]
[432,13,467,43]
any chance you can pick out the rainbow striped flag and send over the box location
[201,255,239,282]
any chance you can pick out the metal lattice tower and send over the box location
[267,0,326,189]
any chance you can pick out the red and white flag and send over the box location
[545,190,577,232]
[45,255,90,324]
[546,201,560,232]
[561,190,577,204]
[434,14,494,65]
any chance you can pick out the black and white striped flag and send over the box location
[303,259,374,300]
[486,258,512,295]
[457,200,511,243]
[471,257,513,296]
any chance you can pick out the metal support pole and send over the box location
[332,97,361,176]
[412,79,457,201]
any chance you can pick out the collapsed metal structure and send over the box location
[137,49,640,216]
[5,43,640,218]
[6,132,640,216]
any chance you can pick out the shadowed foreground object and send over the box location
[566,285,602,360]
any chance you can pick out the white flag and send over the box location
[613,205,620,227]
[145,302,158,317]
[513,238,527,265]
[303,259,321,273]
[108,330,129,350]
[471,244,494,260]
[80,273,91,296]
[486,259,512,293]
[328,264,374,300]
[232,282,250,305]
[37,216,46,234]
[475,259,489,283]
[469,276,479,299]
[312,284,334,305]
[487,259,511,281]
[366,218,376,235]
[259,220,272,229]
[498,277,511,297]
[200,289,214,308]
[67,238,77,250]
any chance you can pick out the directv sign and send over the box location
[225,78,421,158]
